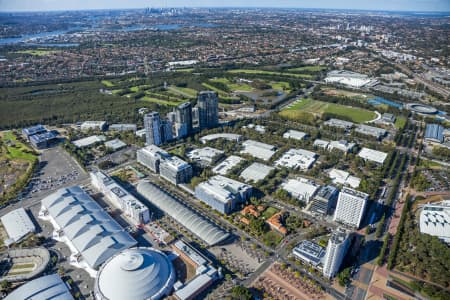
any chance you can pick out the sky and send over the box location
[0,0,449,12]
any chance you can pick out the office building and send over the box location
[240,162,274,183]
[200,133,242,144]
[72,135,106,148]
[308,185,339,216]
[334,188,369,228]
[187,147,224,167]
[275,148,318,170]
[292,240,326,266]
[281,177,320,203]
[419,200,450,243]
[328,140,356,153]
[80,121,107,131]
[197,91,219,129]
[328,169,360,188]
[358,147,388,164]
[212,155,243,175]
[283,130,308,141]
[108,124,137,132]
[22,124,47,138]
[104,139,127,151]
[91,171,150,225]
[356,124,387,139]
[240,140,277,161]
[176,102,193,136]
[323,228,351,278]
[137,145,192,184]
[195,175,252,214]
[323,118,354,130]
[160,119,173,142]
[144,112,162,146]
[29,131,58,149]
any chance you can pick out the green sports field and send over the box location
[282,98,376,123]
[227,69,313,79]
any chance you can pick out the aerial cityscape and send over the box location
[0,1,449,300]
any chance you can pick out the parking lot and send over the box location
[22,147,88,200]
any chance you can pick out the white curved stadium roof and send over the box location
[137,182,230,246]
[41,186,137,269]
[95,247,175,300]
[5,274,73,300]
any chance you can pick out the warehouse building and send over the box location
[94,247,176,300]
[424,124,445,144]
[275,148,318,170]
[39,186,137,275]
[137,182,230,246]
[91,171,150,225]
[72,135,106,148]
[137,145,192,185]
[195,175,253,215]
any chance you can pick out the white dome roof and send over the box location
[95,247,175,300]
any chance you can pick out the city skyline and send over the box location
[1,0,449,12]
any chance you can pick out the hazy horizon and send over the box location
[0,0,449,13]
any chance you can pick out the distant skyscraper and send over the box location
[323,228,351,278]
[144,112,162,146]
[175,102,193,137]
[197,91,218,130]
[333,187,368,228]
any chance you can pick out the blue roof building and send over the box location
[29,131,58,149]
[424,124,444,143]
[22,124,47,138]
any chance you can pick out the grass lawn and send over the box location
[101,80,115,87]
[141,96,181,106]
[15,49,56,56]
[210,78,254,92]
[394,116,407,130]
[283,98,376,123]
[288,65,326,72]
[201,83,238,99]
[168,86,198,97]
[262,207,279,220]
[174,68,195,72]
[129,86,140,92]
[228,69,313,79]
[2,131,36,162]
[271,81,290,91]
[10,263,35,270]
[261,230,283,247]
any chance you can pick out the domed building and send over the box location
[94,247,176,300]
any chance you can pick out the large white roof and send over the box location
[41,186,137,269]
[240,140,276,161]
[95,247,175,300]
[1,207,35,243]
[200,133,242,144]
[275,148,317,170]
[419,201,450,242]
[240,162,274,182]
[5,274,73,300]
[137,182,230,246]
[358,147,388,164]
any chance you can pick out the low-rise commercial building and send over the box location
[328,140,356,153]
[292,240,326,266]
[275,148,317,170]
[323,118,354,130]
[22,124,47,139]
[358,147,388,164]
[80,121,107,131]
[355,124,387,139]
[240,162,274,183]
[281,177,320,203]
[29,131,58,149]
[195,175,252,214]
[137,145,192,184]
[200,133,242,144]
[283,129,308,141]
[187,147,224,167]
[240,140,277,161]
[72,135,106,148]
[328,168,360,188]
[212,155,243,175]
[424,124,445,144]
[108,124,137,132]
[91,171,150,225]
[104,139,127,151]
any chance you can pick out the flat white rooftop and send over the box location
[187,147,224,162]
[212,156,243,175]
[72,135,106,148]
[283,130,308,141]
[358,147,388,164]
[1,208,35,244]
[275,148,317,170]
[241,162,274,182]
[328,169,360,188]
[282,177,320,202]
[240,140,276,161]
[105,139,126,150]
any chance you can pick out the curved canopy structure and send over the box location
[41,186,137,269]
[137,182,230,246]
[5,274,73,300]
[95,247,175,300]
